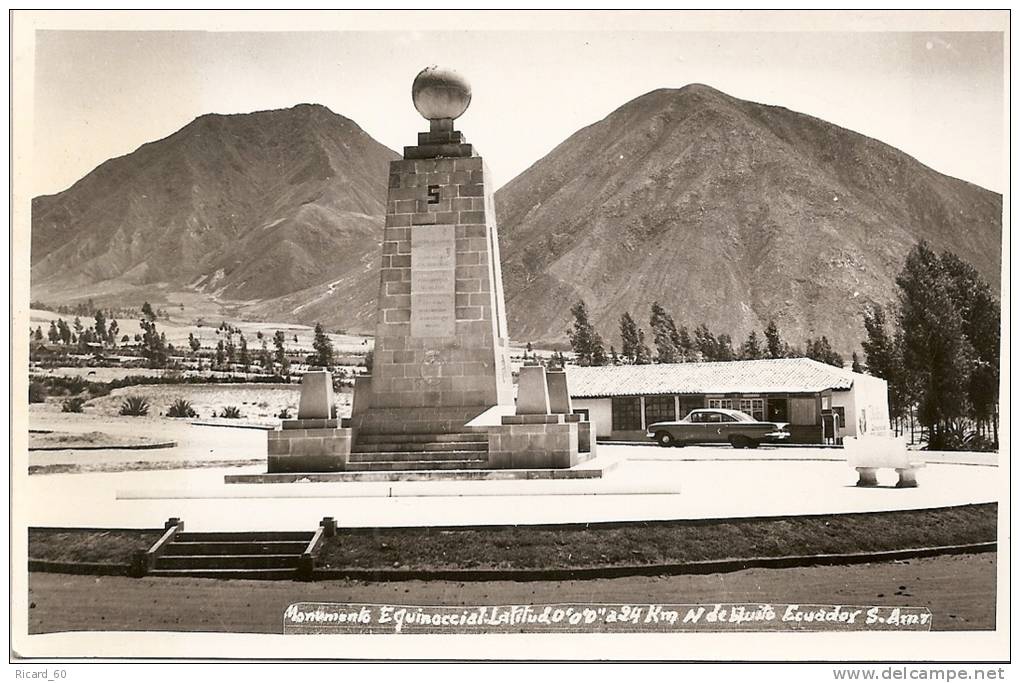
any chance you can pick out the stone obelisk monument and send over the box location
[258,67,594,476]
[351,66,515,436]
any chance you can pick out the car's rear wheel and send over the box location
[656,431,675,448]
[729,435,753,449]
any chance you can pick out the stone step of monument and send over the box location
[352,441,488,454]
[348,449,488,463]
[346,458,490,471]
[356,432,488,445]
[174,531,313,543]
[148,568,299,580]
[154,553,303,570]
[165,540,309,556]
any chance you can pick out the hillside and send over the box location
[493,84,1002,352]
[31,104,398,334]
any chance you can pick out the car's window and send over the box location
[720,414,738,422]
[705,412,722,423]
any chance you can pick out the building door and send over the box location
[789,397,818,425]
[767,398,789,422]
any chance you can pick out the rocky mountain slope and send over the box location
[31,87,1002,353]
[31,104,397,333]
[493,84,1001,352]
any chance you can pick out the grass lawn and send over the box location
[27,504,994,572]
[28,529,162,564]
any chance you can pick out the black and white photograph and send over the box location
[9,9,1010,671]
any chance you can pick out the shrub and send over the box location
[166,398,197,418]
[278,407,292,419]
[28,382,46,403]
[119,396,150,416]
[219,406,242,419]
[61,397,86,413]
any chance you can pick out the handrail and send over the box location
[131,518,183,577]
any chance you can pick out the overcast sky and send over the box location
[30,17,1006,196]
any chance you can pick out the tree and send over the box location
[649,302,681,363]
[619,312,641,364]
[312,323,335,369]
[215,340,226,368]
[33,327,43,342]
[238,333,250,370]
[764,320,785,359]
[94,310,107,345]
[851,351,863,374]
[141,302,156,322]
[693,324,716,361]
[714,334,736,362]
[107,320,119,347]
[188,333,201,355]
[635,329,652,364]
[72,316,84,340]
[609,345,619,365]
[805,336,843,367]
[939,250,1000,436]
[259,339,272,372]
[676,325,695,362]
[273,331,290,374]
[896,242,974,449]
[740,330,765,360]
[47,321,59,344]
[567,300,608,366]
[57,319,72,345]
[139,310,167,367]
[224,334,236,363]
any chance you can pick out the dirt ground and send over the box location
[27,553,995,634]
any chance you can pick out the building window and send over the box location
[612,397,642,431]
[831,406,845,429]
[708,398,732,409]
[644,396,676,424]
[739,398,765,420]
[574,409,590,422]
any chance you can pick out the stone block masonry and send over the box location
[358,151,514,431]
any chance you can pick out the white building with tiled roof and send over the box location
[566,358,889,444]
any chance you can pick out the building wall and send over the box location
[572,398,612,439]
[831,389,857,438]
[849,372,891,435]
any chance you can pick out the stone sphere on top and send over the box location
[412,66,472,121]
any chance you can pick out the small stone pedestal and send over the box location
[486,365,596,469]
[855,467,879,487]
[267,371,353,473]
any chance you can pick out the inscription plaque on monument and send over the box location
[411,224,456,337]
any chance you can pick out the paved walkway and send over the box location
[20,441,999,531]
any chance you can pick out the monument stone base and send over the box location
[266,372,354,474]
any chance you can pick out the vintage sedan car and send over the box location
[646,408,790,449]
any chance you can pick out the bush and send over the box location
[166,398,197,418]
[61,397,86,413]
[219,406,242,419]
[119,396,150,416]
[278,407,292,419]
[28,382,46,403]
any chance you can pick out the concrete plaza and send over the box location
[22,419,999,531]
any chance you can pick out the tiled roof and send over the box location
[566,358,856,398]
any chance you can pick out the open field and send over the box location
[29,307,375,355]
[29,382,355,424]
[27,552,996,634]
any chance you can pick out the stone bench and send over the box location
[843,434,924,488]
